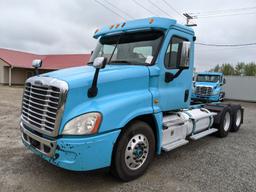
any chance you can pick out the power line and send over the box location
[196,42,256,47]
[132,0,158,16]
[161,0,185,19]
[191,6,256,16]
[148,0,173,18]
[196,11,256,18]
[94,0,127,20]
[104,0,135,19]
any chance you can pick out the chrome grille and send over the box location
[195,86,213,96]
[21,77,68,137]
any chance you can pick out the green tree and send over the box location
[209,62,256,76]
[213,64,220,72]
[220,63,235,75]
[235,62,245,75]
[244,62,256,76]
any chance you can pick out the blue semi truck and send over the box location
[191,72,225,102]
[20,17,243,181]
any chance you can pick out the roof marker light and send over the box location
[115,24,120,28]
[149,18,154,24]
[94,29,99,34]
[110,24,115,29]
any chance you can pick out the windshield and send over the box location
[89,30,164,65]
[196,75,220,82]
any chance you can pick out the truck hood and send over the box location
[43,64,149,89]
[42,64,151,132]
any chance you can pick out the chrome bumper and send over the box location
[20,122,57,157]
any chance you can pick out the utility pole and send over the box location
[183,13,197,27]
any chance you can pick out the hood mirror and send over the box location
[32,59,42,75]
[93,57,107,69]
[88,57,108,98]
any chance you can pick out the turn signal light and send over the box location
[149,18,154,24]
[94,28,99,34]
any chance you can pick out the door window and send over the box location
[165,36,189,69]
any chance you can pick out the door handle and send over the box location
[184,89,189,102]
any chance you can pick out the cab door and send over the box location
[157,29,194,111]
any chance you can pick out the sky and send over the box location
[0,0,256,71]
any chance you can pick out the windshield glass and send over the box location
[89,30,164,65]
[196,75,220,82]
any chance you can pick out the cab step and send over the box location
[162,139,189,152]
[190,128,218,140]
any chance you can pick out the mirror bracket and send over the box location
[87,57,107,98]
[32,59,42,75]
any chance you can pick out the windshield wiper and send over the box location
[107,34,122,65]
[110,60,132,64]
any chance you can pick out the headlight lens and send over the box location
[62,112,102,135]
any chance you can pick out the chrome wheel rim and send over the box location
[223,112,231,131]
[236,110,242,127]
[125,134,149,170]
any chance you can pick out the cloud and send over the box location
[0,0,255,71]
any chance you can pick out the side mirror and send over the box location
[179,41,190,69]
[32,59,42,68]
[32,59,42,75]
[93,57,107,69]
[223,78,226,84]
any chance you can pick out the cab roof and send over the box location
[93,17,194,38]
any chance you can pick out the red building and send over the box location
[0,48,90,86]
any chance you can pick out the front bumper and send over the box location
[21,122,121,171]
[191,93,220,102]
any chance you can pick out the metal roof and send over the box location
[0,48,90,70]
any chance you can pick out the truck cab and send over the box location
[191,72,225,102]
[20,17,243,181]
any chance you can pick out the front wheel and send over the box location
[111,121,155,181]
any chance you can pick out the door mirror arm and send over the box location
[165,68,184,83]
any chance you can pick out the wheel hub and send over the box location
[125,134,149,170]
[223,112,231,131]
[236,110,242,126]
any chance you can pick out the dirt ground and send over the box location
[0,85,256,192]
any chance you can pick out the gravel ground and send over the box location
[0,85,256,192]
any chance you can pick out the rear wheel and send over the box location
[111,121,155,181]
[216,108,232,137]
[230,107,243,132]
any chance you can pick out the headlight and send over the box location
[62,112,102,135]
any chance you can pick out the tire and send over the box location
[111,121,155,181]
[216,107,232,138]
[230,107,243,132]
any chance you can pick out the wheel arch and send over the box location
[116,113,163,155]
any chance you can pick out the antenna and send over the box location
[183,13,197,27]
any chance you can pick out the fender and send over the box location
[59,89,154,134]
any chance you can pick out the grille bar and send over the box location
[21,76,68,137]
[195,86,213,96]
